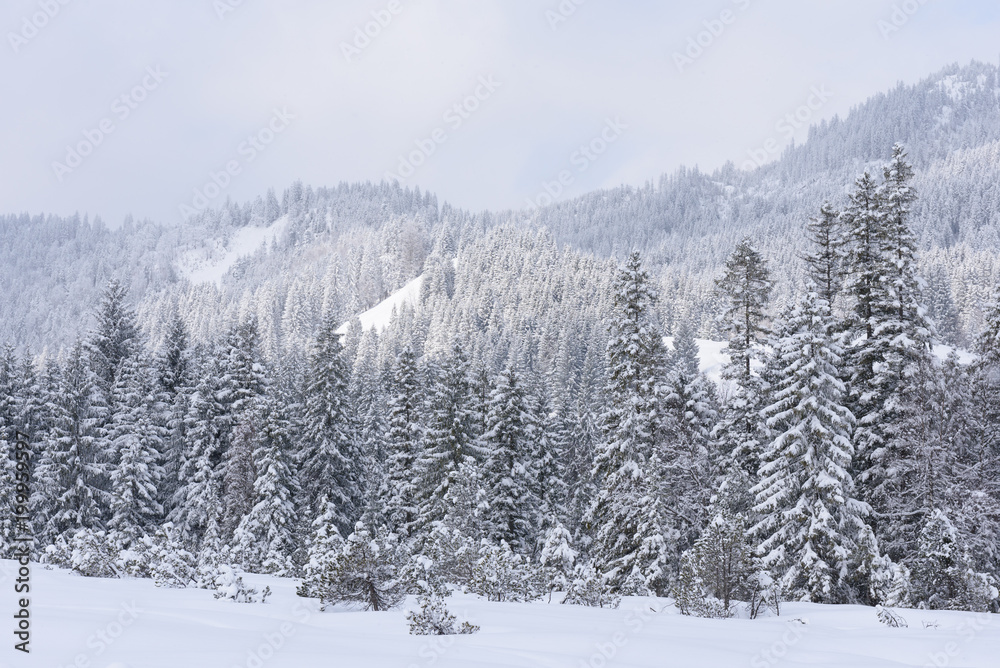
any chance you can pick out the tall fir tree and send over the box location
[417,341,480,530]
[107,354,165,544]
[378,347,423,538]
[804,202,846,306]
[87,279,142,395]
[714,239,773,479]
[31,342,109,540]
[232,401,300,575]
[844,147,936,547]
[589,252,670,595]
[481,365,537,554]
[663,322,718,557]
[300,313,364,533]
[752,289,867,603]
[169,355,227,547]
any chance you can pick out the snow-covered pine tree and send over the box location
[909,509,997,611]
[804,202,846,306]
[752,288,866,603]
[378,346,423,538]
[87,279,142,393]
[156,312,194,517]
[0,348,19,557]
[220,318,269,420]
[481,364,537,555]
[417,341,480,530]
[300,313,364,533]
[169,357,227,547]
[231,401,299,575]
[0,413,15,559]
[529,378,571,550]
[539,522,577,594]
[589,252,669,595]
[108,353,165,545]
[663,321,718,556]
[31,342,109,541]
[222,418,258,542]
[844,147,937,552]
[714,239,773,479]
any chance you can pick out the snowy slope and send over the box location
[336,273,425,336]
[177,215,292,286]
[4,560,997,668]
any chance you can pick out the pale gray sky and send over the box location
[2,0,998,225]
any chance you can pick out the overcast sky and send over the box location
[2,0,998,226]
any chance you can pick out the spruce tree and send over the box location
[87,279,141,392]
[108,354,165,544]
[804,202,846,305]
[844,147,936,548]
[589,252,669,595]
[663,322,718,555]
[169,359,227,546]
[300,313,364,533]
[32,342,109,540]
[481,365,537,554]
[379,347,423,538]
[232,402,299,575]
[714,239,773,478]
[752,289,866,603]
[417,341,479,529]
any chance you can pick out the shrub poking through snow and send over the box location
[65,529,120,578]
[875,605,908,628]
[117,524,197,588]
[468,540,543,603]
[673,509,775,618]
[562,562,621,609]
[539,524,577,600]
[406,580,479,636]
[297,521,406,611]
[211,564,270,603]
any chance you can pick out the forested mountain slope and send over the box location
[2,61,999,355]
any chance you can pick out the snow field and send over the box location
[4,560,998,668]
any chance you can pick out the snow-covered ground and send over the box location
[177,216,292,286]
[336,273,425,336]
[4,560,997,667]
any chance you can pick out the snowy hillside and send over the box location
[337,273,425,335]
[177,215,292,286]
[6,561,997,668]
